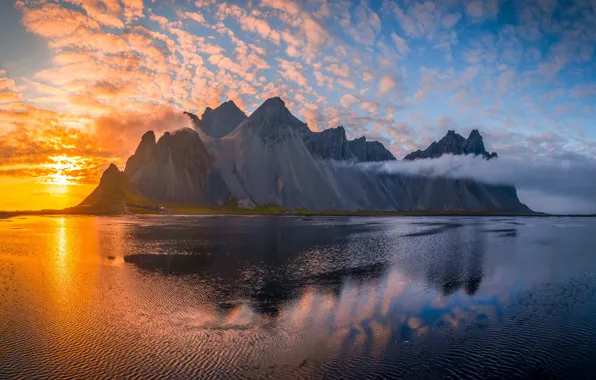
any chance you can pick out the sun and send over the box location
[47,173,73,186]
[41,155,85,186]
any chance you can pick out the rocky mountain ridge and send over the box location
[404,129,498,160]
[81,97,531,214]
[187,97,395,163]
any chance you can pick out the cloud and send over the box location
[339,94,359,108]
[20,3,101,38]
[0,71,16,91]
[571,85,596,98]
[326,63,350,78]
[276,58,309,87]
[497,70,516,92]
[0,93,22,104]
[465,0,499,21]
[378,74,399,96]
[65,0,125,29]
[121,0,144,21]
[260,0,301,16]
[182,11,207,25]
[360,102,380,115]
[337,78,357,90]
[413,90,424,101]
[382,0,462,40]
[441,12,461,28]
[466,1,485,18]
[340,1,381,45]
[0,103,189,184]
[391,32,411,55]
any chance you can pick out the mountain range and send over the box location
[75,97,532,214]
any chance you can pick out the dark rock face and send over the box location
[124,131,156,178]
[304,126,396,162]
[124,128,230,205]
[404,129,498,160]
[185,100,247,138]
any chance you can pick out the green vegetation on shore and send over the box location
[167,205,544,217]
[1,203,551,217]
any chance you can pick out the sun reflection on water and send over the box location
[55,217,68,272]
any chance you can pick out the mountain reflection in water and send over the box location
[1,215,596,379]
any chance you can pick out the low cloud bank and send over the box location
[356,154,596,215]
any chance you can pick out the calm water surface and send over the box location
[1,215,596,379]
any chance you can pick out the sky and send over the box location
[0,0,595,212]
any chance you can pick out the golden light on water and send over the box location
[0,177,95,211]
[55,217,68,272]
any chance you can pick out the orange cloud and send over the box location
[0,72,17,92]
[121,0,144,21]
[0,93,22,104]
[0,100,190,186]
[277,58,309,88]
[20,3,101,38]
[65,0,125,29]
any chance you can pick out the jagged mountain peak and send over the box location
[259,96,285,108]
[162,127,198,138]
[98,162,126,186]
[404,129,498,160]
[185,100,247,139]
[125,132,157,178]
[238,96,309,139]
[468,129,481,138]
[140,130,156,144]
[250,96,294,119]
[440,129,466,142]
[463,129,488,156]
[201,99,243,119]
[304,125,396,162]
[103,163,120,176]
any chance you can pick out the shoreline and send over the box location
[1,208,593,218]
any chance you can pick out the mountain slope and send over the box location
[73,164,152,213]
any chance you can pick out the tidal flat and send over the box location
[1,215,596,379]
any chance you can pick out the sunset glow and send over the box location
[42,155,88,185]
